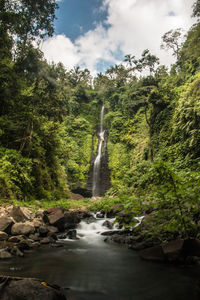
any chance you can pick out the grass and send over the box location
[0,197,93,212]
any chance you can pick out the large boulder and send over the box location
[11,222,35,236]
[139,238,200,263]
[0,276,66,300]
[0,216,14,234]
[10,206,34,222]
[162,239,184,261]
[139,245,165,262]
[43,207,65,231]
[63,211,80,230]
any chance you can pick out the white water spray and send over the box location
[92,105,105,196]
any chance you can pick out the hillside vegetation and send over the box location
[1,0,200,238]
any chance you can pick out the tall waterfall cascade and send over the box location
[92,105,105,196]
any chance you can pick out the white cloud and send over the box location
[42,35,80,69]
[42,0,196,74]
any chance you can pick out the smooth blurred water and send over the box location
[0,218,199,300]
[92,105,105,196]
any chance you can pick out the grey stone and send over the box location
[0,231,8,241]
[11,222,35,236]
[0,216,14,234]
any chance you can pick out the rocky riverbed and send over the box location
[0,205,92,259]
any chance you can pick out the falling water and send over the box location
[92,105,105,196]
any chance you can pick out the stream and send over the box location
[0,215,199,300]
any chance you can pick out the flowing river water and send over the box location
[0,215,199,300]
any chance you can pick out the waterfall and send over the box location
[92,105,105,196]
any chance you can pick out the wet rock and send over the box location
[101,230,123,236]
[96,212,104,218]
[0,249,12,259]
[10,246,24,257]
[47,232,57,240]
[67,229,77,239]
[129,242,148,251]
[43,207,65,231]
[139,245,165,262]
[57,233,67,240]
[103,220,113,229]
[18,240,31,251]
[11,222,35,236]
[0,276,66,300]
[0,216,14,234]
[162,239,184,261]
[63,211,80,230]
[10,206,34,222]
[0,231,8,241]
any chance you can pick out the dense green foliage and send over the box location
[91,5,200,238]
[0,0,200,240]
[0,1,100,200]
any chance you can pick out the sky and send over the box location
[41,0,196,75]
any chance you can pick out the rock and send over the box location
[69,192,84,200]
[0,276,66,300]
[0,249,12,259]
[36,209,45,218]
[18,240,31,251]
[39,226,49,237]
[8,235,25,243]
[63,211,80,230]
[58,233,67,240]
[11,222,35,236]
[43,207,65,231]
[162,239,184,261]
[0,231,8,241]
[29,233,40,241]
[47,232,57,240]
[139,245,165,262]
[96,212,104,218]
[101,230,122,236]
[67,229,77,239]
[40,237,51,244]
[10,206,34,222]
[129,242,148,251]
[32,242,40,247]
[84,216,96,224]
[0,216,14,234]
[48,226,58,234]
[33,218,43,228]
[103,220,113,229]
[10,246,24,257]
